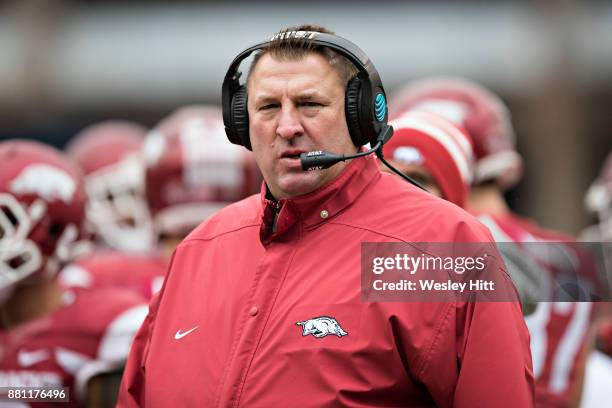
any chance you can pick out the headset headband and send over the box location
[224,31,381,86]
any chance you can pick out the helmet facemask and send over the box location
[84,154,154,253]
[0,194,44,296]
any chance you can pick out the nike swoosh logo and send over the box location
[18,349,50,367]
[174,326,199,340]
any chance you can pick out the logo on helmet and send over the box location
[393,146,424,165]
[296,316,348,338]
[10,165,76,204]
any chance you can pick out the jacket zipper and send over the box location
[271,201,282,233]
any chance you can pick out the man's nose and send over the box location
[276,104,304,140]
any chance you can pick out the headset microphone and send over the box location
[299,125,426,191]
[299,125,391,171]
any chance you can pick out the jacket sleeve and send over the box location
[415,276,535,408]
[414,296,534,408]
[453,299,534,407]
[116,290,161,407]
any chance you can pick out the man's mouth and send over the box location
[279,150,307,170]
[280,150,306,160]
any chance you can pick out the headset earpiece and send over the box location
[345,77,365,147]
[231,86,251,150]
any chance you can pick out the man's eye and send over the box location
[299,102,322,108]
[259,104,279,111]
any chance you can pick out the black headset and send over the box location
[221,30,389,151]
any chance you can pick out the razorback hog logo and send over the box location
[296,316,348,338]
[10,164,76,204]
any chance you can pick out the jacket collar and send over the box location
[259,154,381,244]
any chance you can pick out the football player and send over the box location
[0,140,148,407]
[65,121,154,254]
[389,77,596,408]
[382,109,547,307]
[142,105,261,259]
[64,121,167,303]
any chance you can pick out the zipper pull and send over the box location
[272,200,282,233]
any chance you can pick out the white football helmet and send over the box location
[66,121,154,253]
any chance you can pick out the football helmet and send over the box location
[143,105,261,237]
[58,249,167,301]
[0,140,87,301]
[385,110,474,207]
[66,121,154,253]
[389,77,522,189]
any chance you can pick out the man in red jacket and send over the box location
[118,25,534,407]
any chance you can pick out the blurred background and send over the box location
[0,0,610,236]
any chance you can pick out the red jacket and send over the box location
[118,154,534,407]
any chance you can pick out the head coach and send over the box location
[118,24,534,407]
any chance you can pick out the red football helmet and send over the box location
[143,105,261,238]
[66,121,154,253]
[58,249,167,301]
[0,140,88,302]
[389,77,522,190]
[385,110,474,208]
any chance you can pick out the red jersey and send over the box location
[477,212,594,408]
[119,155,533,407]
[0,287,148,407]
[58,250,167,301]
